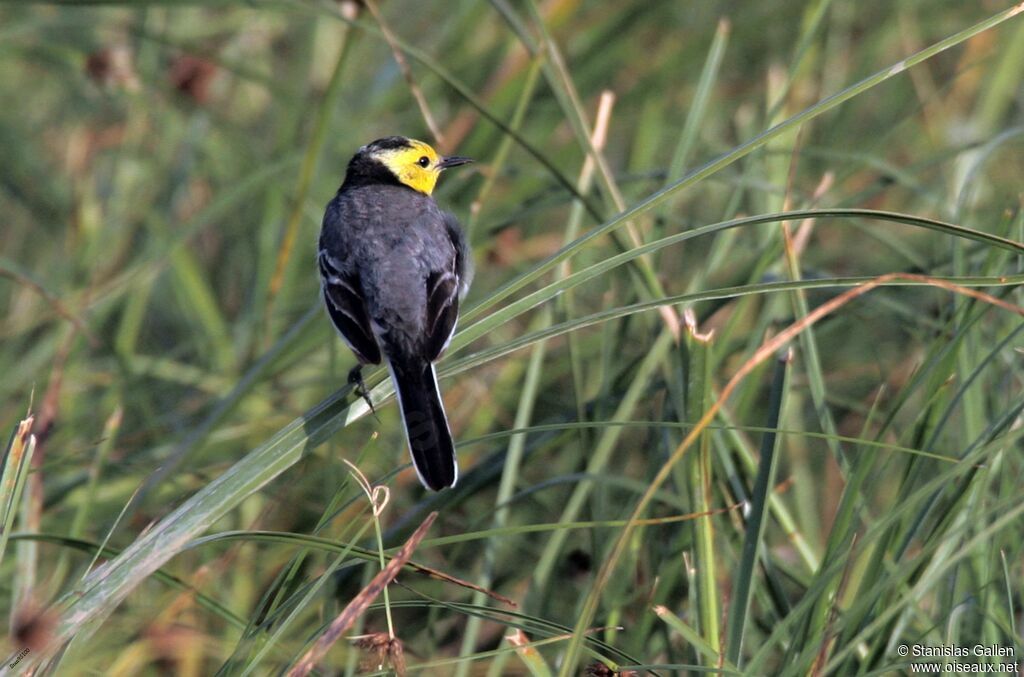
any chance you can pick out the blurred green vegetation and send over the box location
[2,1,1024,674]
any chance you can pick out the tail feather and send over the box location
[387,359,457,490]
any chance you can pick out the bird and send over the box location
[318,136,473,491]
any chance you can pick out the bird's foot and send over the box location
[348,366,379,420]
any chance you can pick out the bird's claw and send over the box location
[348,366,379,421]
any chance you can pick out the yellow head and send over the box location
[350,136,473,195]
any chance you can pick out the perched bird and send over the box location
[318,136,473,490]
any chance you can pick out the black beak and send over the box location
[438,155,473,169]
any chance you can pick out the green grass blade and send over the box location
[0,416,36,569]
[724,351,790,664]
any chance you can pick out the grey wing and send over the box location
[443,212,473,299]
[424,266,459,361]
[319,250,382,365]
[424,213,471,361]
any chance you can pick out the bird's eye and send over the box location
[417,156,431,168]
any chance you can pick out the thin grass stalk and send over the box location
[363,0,442,143]
[781,358,1024,673]
[239,513,373,674]
[50,406,122,593]
[765,0,837,121]
[465,55,544,238]
[22,381,359,669]
[779,193,844,468]
[520,0,680,336]
[505,629,555,677]
[831,307,1024,668]
[715,402,820,573]
[456,316,548,672]
[740,423,1024,675]
[12,438,40,645]
[684,319,720,656]
[458,3,1024,324]
[530,328,676,600]
[166,239,234,369]
[977,20,1024,132]
[126,304,319,515]
[0,416,36,570]
[218,440,373,673]
[664,18,730,220]
[653,605,735,670]
[558,272,1024,673]
[10,533,248,630]
[453,209,1024,351]
[557,90,616,451]
[78,155,302,319]
[263,4,359,341]
[822,498,1024,675]
[458,93,613,672]
[285,512,437,677]
[724,350,790,664]
[447,269,1024,382]
[789,402,885,657]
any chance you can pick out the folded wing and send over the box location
[318,251,382,365]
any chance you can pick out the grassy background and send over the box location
[2,1,1024,674]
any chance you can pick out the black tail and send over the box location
[387,358,457,490]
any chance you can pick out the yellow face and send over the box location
[372,139,445,195]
